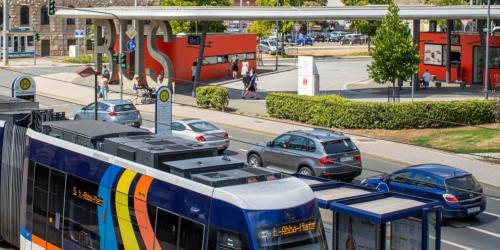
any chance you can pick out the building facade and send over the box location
[0,0,160,56]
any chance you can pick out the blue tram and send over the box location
[0,105,327,249]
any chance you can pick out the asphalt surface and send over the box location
[1,65,500,249]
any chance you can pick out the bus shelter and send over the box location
[299,176,442,250]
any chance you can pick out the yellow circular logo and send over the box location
[159,89,170,102]
[20,78,31,90]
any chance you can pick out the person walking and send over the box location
[98,76,108,100]
[422,69,431,90]
[191,62,197,82]
[247,68,258,99]
[102,65,110,80]
[131,74,140,104]
[240,60,249,98]
[232,60,239,79]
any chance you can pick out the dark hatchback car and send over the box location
[247,129,362,181]
[361,164,486,219]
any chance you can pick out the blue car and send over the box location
[296,35,313,46]
[361,164,486,219]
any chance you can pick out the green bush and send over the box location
[266,93,496,129]
[62,54,109,64]
[196,86,229,111]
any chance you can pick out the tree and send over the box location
[161,0,231,33]
[341,0,392,51]
[367,3,420,102]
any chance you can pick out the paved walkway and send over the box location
[30,71,500,189]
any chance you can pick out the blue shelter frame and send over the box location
[297,175,442,250]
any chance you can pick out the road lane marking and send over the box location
[430,236,475,250]
[239,149,248,152]
[488,197,500,202]
[483,211,500,218]
[466,226,500,239]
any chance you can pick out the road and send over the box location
[1,66,500,249]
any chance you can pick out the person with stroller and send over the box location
[243,68,258,99]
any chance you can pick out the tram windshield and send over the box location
[255,218,327,250]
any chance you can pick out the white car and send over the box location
[152,119,230,154]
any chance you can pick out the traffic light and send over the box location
[33,32,40,41]
[120,53,126,69]
[49,0,56,16]
[112,54,118,63]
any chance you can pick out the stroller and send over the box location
[137,85,156,104]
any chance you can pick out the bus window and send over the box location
[178,217,204,249]
[208,227,250,250]
[155,208,180,249]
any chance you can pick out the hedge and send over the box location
[196,86,229,111]
[266,93,496,129]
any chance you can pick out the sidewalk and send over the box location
[31,72,500,188]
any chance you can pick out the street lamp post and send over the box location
[485,0,490,99]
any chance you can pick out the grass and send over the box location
[62,54,109,64]
[411,128,500,154]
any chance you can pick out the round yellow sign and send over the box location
[20,78,31,90]
[159,89,170,102]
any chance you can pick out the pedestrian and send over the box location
[191,62,197,82]
[102,65,110,80]
[102,78,109,100]
[422,69,431,90]
[98,76,107,100]
[96,73,102,99]
[240,60,249,98]
[247,68,258,99]
[131,74,140,104]
[232,60,239,79]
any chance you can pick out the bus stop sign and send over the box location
[11,75,36,101]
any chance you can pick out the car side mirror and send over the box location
[383,176,390,183]
[266,141,274,147]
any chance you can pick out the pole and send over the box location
[119,21,124,100]
[412,19,420,102]
[192,21,208,97]
[275,20,278,71]
[94,72,98,120]
[2,0,9,65]
[485,0,490,99]
[33,40,36,65]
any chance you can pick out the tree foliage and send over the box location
[341,0,392,37]
[368,3,420,84]
[161,0,231,33]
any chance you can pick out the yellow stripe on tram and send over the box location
[116,169,140,250]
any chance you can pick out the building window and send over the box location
[489,47,500,69]
[86,19,93,25]
[41,6,49,25]
[66,6,75,25]
[0,7,3,26]
[86,39,93,50]
[20,6,30,26]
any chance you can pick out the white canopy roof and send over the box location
[54,5,500,21]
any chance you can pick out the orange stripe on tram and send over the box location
[46,242,61,250]
[134,175,162,250]
[31,234,47,249]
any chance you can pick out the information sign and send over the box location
[155,86,172,135]
[11,75,36,101]
[74,30,85,38]
[127,39,137,52]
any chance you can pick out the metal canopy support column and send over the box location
[446,20,453,83]
[2,0,9,65]
[135,20,145,84]
[412,19,420,102]
[119,20,127,100]
[193,21,208,97]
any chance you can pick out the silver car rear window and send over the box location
[114,104,136,112]
[322,139,357,154]
[188,121,219,133]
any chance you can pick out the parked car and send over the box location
[341,34,362,45]
[360,164,486,219]
[246,129,362,181]
[313,33,327,43]
[74,100,142,128]
[296,35,313,46]
[258,39,283,55]
[327,33,343,42]
[171,119,230,154]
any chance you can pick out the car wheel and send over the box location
[248,154,262,167]
[298,166,314,176]
[74,115,81,120]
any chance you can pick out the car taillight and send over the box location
[224,132,229,139]
[443,193,459,203]
[108,111,119,117]
[319,156,335,165]
[195,135,206,142]
[355,154,361,161]
[135,110,140,115]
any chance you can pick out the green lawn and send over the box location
[411,128,500,154]
[62,54,109,64]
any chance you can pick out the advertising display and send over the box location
[297,56,319,96]
[424,44,443,66]
[337,215,377,250]
[390,218,422,250]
